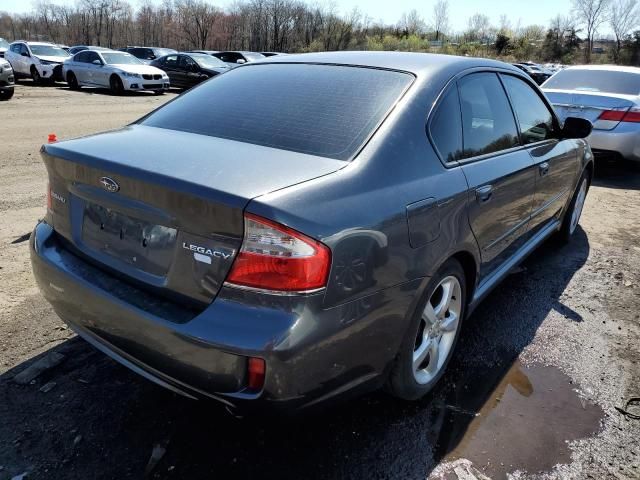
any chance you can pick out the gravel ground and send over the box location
[0,83,639,480]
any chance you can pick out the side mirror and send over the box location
[92,59,103,66]
[236,58,246,64]
[561,117,592,139]
[21,51,30,57]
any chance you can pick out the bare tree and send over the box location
[433,0,449,40]
[572,0,610,62]
[466,13,491,42]
[398,9,425,37]
[609,0,639,62]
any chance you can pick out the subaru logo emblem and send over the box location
[99,176,120,192]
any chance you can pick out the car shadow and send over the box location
[53,85,170,97]
[592,157,640,191]
[0,229,591,479]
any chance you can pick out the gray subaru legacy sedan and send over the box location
[30,52,593,412]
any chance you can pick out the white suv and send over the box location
[5,41,70,83]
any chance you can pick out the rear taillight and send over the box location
[596,107,640,127]
[225,213,331,293]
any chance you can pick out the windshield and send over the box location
[0,38,9,49]
[191,54,227,69]
[141,64,413,160]
[102,52,142,65]
[543,69,640,95]
[30,45,69,57]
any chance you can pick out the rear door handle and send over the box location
[539,162,550,176]
[475,185,493,203]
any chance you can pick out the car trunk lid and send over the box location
[42,125,345,305]
[544,89,638,130]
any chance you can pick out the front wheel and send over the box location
[31,66,41,84]
[67,71,80,90]
[558,171,590,243]
[0,88,14,100]
[109,75,124,95]
[388,258,466,400]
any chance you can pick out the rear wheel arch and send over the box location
[451,250,478,311]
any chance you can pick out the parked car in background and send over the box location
[0,57,15,100]
[5,41,69,83]
[0,38,10,58]
[543,65,640,163]
[63,49,169,95]
[212,50,265,67]
[31,52,594,412]
[118,46,177,64]
[512,63,552,85]
[151,52,229,89]
[68,45,113,55]
[186,50,220,56]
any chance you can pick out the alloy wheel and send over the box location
[413,275,462,385]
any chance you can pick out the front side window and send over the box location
[429,86,463,163]
[458,73,520,159]
[141,64,413,160]
[86,51,101,64]
[501,74,556,144]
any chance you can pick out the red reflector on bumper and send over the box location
[247,357,266,391]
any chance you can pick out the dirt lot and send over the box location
[1,82,639,480]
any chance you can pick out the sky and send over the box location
[0,0,588,33]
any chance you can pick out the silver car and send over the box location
[63,50,169,95]
[543,65,640,162]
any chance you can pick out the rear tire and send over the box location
[109,74,124,95]
[67,71,80,90]
[558,170,590,243]
[388,258,466,400]
[0,88,14,100]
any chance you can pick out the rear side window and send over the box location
[430,86,463,163]
[543,69,640,95]
[501,75,555,144]
[458,73,520,159]
[141,64,413,160]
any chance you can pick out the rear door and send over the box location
[72,51,90,83]
[457,72,537,280]
[162,54,181,86]
[501,74,579,234]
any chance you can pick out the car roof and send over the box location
[563,64,640,74]
[260,51,521,77]
[12,41,55,46]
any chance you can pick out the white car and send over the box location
[5,41,70,83]
[63,50,169,94]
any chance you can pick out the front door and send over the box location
[500,74,581,234]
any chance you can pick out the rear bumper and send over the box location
[589,125,640,162]
[31,222,420,412]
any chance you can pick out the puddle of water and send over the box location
[431,361,603,479]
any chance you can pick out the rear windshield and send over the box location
[543,69,640,95]
[140,63,413,160]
